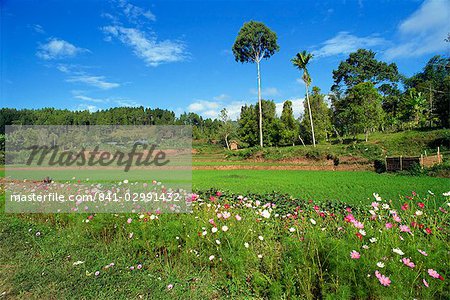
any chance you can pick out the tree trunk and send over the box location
[225,134,230,150]
[333,126,343,144]
[298,135,306,147]
[257,61,263,148]
[305,84,316,147]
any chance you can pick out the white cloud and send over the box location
[312,32,387,58]
[275,98,305,119]
[186,95,305,120]
[118,0,156,23]
[250,87,280,97]
[213,94,230,101]
[76,104,99,112]
[102,26,186,66]
[74,95,108,103]
[32,24,45,34]
[384,0,449,60]
[66,75,120,90]
[36,38,89,60]
[114,98,142,107]
[188,100,220,112]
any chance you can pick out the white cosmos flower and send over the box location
[369,237,377,243]
[377,262,385,268]
[289,227,296,233]
[123,179,129,184]
[221,225,229,232]
[261,210,271,219]
[209,255,215,261]
[258,235,264,241]
[244,242,249,248]
[362,245,369,249]
[73,261,85,266]
[211,227,218,233]
[373,193,382,201]
[382,204,390,209]
[257,254,263,259]
[392,248,404,255]
[310,219,317,225]
[215,240,221,245]
[359,229,366,236]
[415,210,423,216]
[443,191,450,197]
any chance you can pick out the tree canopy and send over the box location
[232,21,279,64]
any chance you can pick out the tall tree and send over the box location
[232,21,279,147]
[280,100,298,146]
[404,55,450,128]
[331,49,399,94]
[333,82,384,141]
[292,51,316,147]
[300,87,331,144]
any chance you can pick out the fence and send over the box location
[385,148,443,172]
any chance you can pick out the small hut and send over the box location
[229,140,239,150]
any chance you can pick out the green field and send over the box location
[193,170,449,205]
[2,169,449,206]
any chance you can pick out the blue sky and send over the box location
[1,0,449,119]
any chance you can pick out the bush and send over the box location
[374,159,386,173]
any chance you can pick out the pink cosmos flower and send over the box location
[399,225,411,233]
[235,214,242,221]
[222,211,231,219]
[401,203,409,211]
[428,269,444,280]
[167,284,174,290]
[209,219,216,225]
[344,214,355,223]
[137,264,142,269]
[418,249,428,256]
[375,270,391,286]
[402,258,415,268]
[352,220,364,229]
[393,215,401,223]
[371,202,379,208]
[423,279,429,288]
[127,218,132,224]
[350,250,360,259]
[385,223,393,229]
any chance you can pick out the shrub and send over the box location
[374,159,386,173]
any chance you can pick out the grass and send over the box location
[193,170,450,206]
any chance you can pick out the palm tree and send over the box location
[292,51,316,147]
